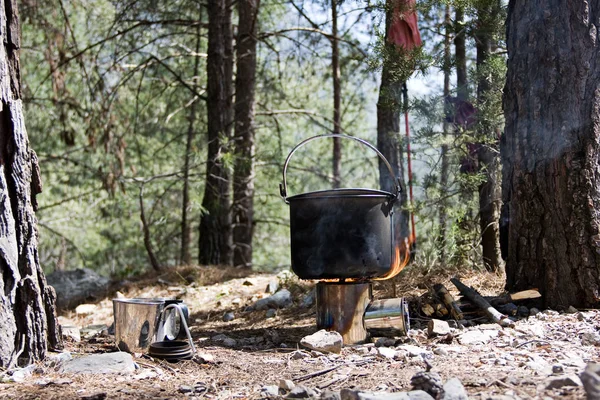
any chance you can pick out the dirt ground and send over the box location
[0,266,597,399]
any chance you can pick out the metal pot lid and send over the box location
[287,188,394,201]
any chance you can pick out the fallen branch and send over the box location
[450,278,514,328]
[487,289,541,306]
[294,365,342,382]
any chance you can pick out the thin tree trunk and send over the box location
[181,15,202,266]
[140,184,162,272]
[232,0,259,268]
[502,0,600,308]
[0,0,62,366]
[454,6,468,101]
[199,0,234,266]
[331,0,342,188]
[376,2,409,245]
[438,4,452,262]
[475,0,502,272]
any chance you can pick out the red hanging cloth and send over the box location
[387,0,422,50]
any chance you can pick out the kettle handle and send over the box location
[280,134,402,203]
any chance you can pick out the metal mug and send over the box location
[112,298,190,353]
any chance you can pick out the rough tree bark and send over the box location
[0,0,62,366]
[502,0,600,308]
[475,0,502,272]
[232,0,259,269]
[331,0,342,189]
[454,6,468,102]
[376,3,410,245]
[199,0,234,266]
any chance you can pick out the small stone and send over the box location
[517,306,530,317]
[582,332,600,346]
[59,353,137,374]
[433,347,448,356]
[266,280,279,294]
[577,312,586,321]
[580,363,600,399]
[552,365,564,374]
[179,385,194,393]
[10,365,37,383]
[75,304,97,315]
[62,325,81,342]
[195,352,215,363]
[529,308,540,316]
[266,309,277,318]
[397,345,433,358]
[427,319,451,337]
[545,375,582,389]
[377,347,397,359]
[223,338,237,347]
[291,350,311,360]
[222,312,235,322]
[411,371,443,398]
[279,379,296,391]
[231,297,242,305]
[408,391,435,400]
[45,352,72,367]
[262,385,280,398]
[287,385,317,398]
[375,337,396,347]
[255,289,293,310]
[543,309,559,315]
[302,288,316,308]
[300,330,343,354]
[565,305,578,314]
[457,330,498,345]
[243,278,257,286]
[320,390,341,400]
[440,378,468,400]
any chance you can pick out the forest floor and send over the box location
[0,265,598,399]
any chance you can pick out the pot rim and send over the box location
[287,188,394,201]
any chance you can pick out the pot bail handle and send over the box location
[280,134,402,203]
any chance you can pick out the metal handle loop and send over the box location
[280,134,401,203]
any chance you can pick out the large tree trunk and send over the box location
[199,0,234,266]
[331,0,342,189]
[454,6,468,102]
[502,0,600,308]
[232,0,259,269]
[0,0,62,366]
[376,4,409,246]
[475,1,502,272]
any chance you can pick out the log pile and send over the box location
[414,278,541,328]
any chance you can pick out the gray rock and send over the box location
[45,352,72,367]
[440,378,468,400]
[408,391,435,400]
[375,337,396,347]
[411,371,443,398]
[433,347,448,356]
[222,312,235,322]
[377,347,397,359]
[266,308,277,318]
[300,330,343,354]
[223,338,237,347]
[552,364,564,374]
[457,329,498,345]
[427,319,450,337]
[517,306,529,317]
[565,305,578,314]
[543,309,559,315]
[341,389,410,400]
[397,345,433,358]
[302,288,316,308]
[179,385,194,393]
[545,375,582,389]
[529,307,540,316]
[255,289,293,310]
[320,391,341,400]
[47,268,110,310]
[10,365,37,382]
[280,379,296,391]
[287,385,317,398]
[580,363,600,400]
[577,312,586,321]
[582,332,600,346]
[262,385,280,398]
[59,352,137,374]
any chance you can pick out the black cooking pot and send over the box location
[280,134,401,280]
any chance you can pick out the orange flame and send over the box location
[374,234,414,281]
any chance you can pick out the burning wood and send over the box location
[374,236,413,281]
